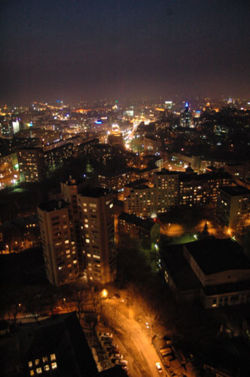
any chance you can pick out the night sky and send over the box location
[1,0,250,104]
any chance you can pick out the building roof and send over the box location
[160,244,202,291]
[155,169,179,177]
[119,212,154,230]
[38,199,68,212]
[185,238,250,275]
[220,185,250,196]
[78,186,112,198]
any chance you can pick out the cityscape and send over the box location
[1,1,250,377]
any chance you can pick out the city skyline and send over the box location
[1,0,250,104]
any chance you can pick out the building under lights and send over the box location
[37,200,80,286]
[77,187,116,284]
[180,102,192,128]
[18,147,45,183]
[217,186,250,235]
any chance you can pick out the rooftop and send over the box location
[185,238,250,275]
[38,199,68,212]
[119,212,154,230]
[155,169,179,176]
[220,185,250,196]
[78,186,112,198]
[160,244,202,291]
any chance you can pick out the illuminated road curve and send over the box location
[100,298,164,377]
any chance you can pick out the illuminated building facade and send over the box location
[179,172,232,207]
[217,186,250,235]
[98,171,132,191]
[18,147,45,183]
[60,179,84,273]
[180,102,192,128]
[124,182,157,218]
[0,152,19,189]
[43,141,74,171]
[154,170,179,212]
[37,200,79,286]
[77,188,116,284]
[118,212,154,244]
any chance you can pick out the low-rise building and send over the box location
[161,238,250,308]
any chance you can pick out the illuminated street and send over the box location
[99,296,165,377]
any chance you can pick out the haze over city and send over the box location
[1,0,250,104]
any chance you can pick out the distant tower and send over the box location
[37,200,79,286]
[77,187,116,284]
[180,101,192,127]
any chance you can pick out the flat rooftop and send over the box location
[119,212,154,230]
[185,238,250,275]
[78,186,112,198]
[160,244,202,291]
[38,199,68,212]
[220,185,250,196]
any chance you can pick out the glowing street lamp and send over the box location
[101,289,108,299]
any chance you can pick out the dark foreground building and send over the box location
[0,312,127,377]
[161,237,250,308]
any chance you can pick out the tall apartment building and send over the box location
[18,147,45,182]
[217,186,250,235]
[179,172,232,207]
[37,200,79,286]
[77,187,116,284]
[124,182,157,218]
[60,179,85,273]
[154,169,179,212]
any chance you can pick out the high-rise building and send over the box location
[77,187,116,284]
[60,178,84,273]
[18,147,45,182]
[154,170,179,212]
[180,102,192,128]
[37,200,79,286]
[217,186,250,236]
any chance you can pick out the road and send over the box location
[100,297,163,377]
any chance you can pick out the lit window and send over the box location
[44,365,50,371]
[30,371,34,376]
[36,367,42,374]
[84,224,89,228]
[42,356,48,363]
[50,354,56,361]
[28,361,33,368]
[86,239,90,243]
[65,240,69,244]
[35,359,40,366]
[51,362,57,369]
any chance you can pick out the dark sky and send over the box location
[1,0,249,104]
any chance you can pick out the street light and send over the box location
[101,289,108,299]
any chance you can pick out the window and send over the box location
[28,361,33,368]
[44,365,50,371]
[35,359,40,366]
[30,371,34,376]
[50,354,56,361]
[36,367,42,374]
[51,362,57,369]
[42,356,48,363]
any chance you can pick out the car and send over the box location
[156,362,163,374]
[120,360,128,366]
